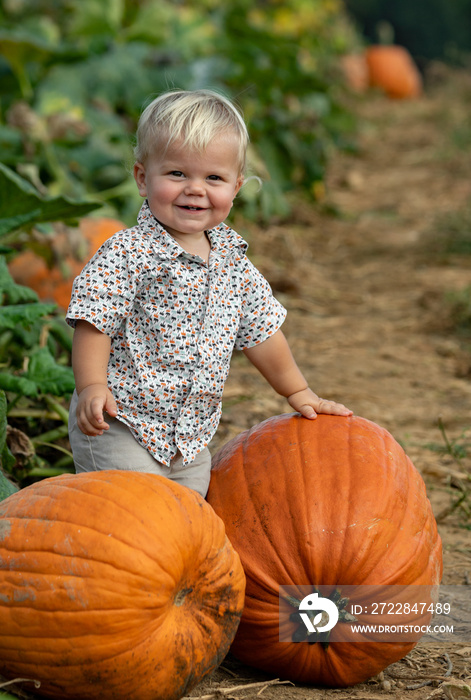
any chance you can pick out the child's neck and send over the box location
[171,230,211,264]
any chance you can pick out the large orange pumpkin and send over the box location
[365,45,422,99]
[8,217,125,309]
[0,470,245,700]
[207,414,442,687]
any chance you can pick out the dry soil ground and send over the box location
[190,67,471,700]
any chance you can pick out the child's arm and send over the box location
[243,329,352,419]
[72,320,118,435]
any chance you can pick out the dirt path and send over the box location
[195,69,471,699]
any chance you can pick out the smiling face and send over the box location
[133,132,244,247]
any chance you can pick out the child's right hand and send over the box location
[76,384,118,436]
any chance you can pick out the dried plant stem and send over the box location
[182,678,292,699]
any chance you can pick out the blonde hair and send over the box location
[134,89,249,174]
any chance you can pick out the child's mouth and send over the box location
[180,205,204,211]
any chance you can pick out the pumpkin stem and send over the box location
[285,588,356,649]
[377,20,395,45]
[174,587,193,606]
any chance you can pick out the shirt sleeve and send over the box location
[66,234,137,336]
[234,256,287,351]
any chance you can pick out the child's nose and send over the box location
[184,179,205,195]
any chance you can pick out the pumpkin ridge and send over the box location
[368,429,439,586]
[0,615,161,650]
[302,415,361,584]
[242,418,302,590]
[289,415,323,585]
[0,601,165,619]
[0,514,182,583]
[340,421,392,584]
[293,415,316,584]
[32,473,188,522]
[330,418,410,584]
[1,473,220,569]
[2,617,223,700]
[1,540,241,617]
[257,418,302,585]
[0,562,174,602]
[315,416,356,584]
[334,416,355,583]
[0,569,174,613]
[224,427,281,588]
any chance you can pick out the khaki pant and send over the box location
[68,391,212,498]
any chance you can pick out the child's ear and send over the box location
[234,176,244,197]
[133,163,147,197]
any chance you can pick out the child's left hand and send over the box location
[287,388,353,419]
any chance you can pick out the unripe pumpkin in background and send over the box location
[0,470,246,700]
[8,217,125,310]
[207,413,442,687]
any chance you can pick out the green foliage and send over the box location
[0,165,99,486]
[0,390,16,478]
[0,261,75,483]
[0,162,100,237]
[0,0,359,223]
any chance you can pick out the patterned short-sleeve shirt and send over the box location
[66,201,287,466]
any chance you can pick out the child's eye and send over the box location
[207,174,222,181]
[169,170,184,178]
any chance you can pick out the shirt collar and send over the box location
[137,201,182,260]
[206,222,248,258]
[137,200,248,260]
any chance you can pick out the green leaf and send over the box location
[0,302,56,330]
[0,347,75,398]
[67,0,125,37]
[0,466,18,499]
[0,30,58,98]
[47,317,74,353]
[0,389,16,477]
[0,163,102,237]
[26,347,75,396]
[0,691,23,699]
[0,124,24,164]
[0,373,38,397]
[0,210,42,237]
[0,30,60,62]
[125,2,175,42]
